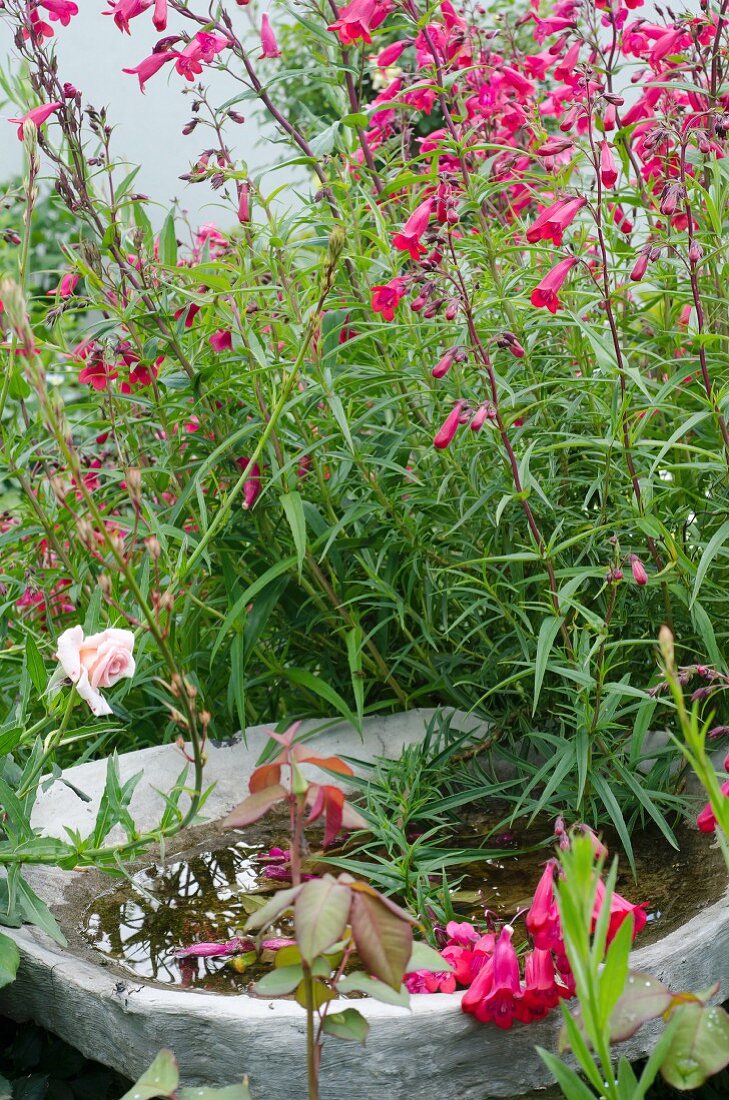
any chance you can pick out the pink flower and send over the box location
[520,949,568,1021]
[462,926,521,1029]
[153,0,167,30]
[376,40,408,66]
[629,555,648,585]
[237,458,262,509]
[327,0,392,45]
[104,0,153,34]
[434,402,464,450]
[404,968,457,994]
[530,257,577,314]
[371,278,407,320]
[39,0,79,26]
[259,14,281,59]
[175,936,251,959]
[630,251,650,282]
[55,625,135,717]
[9,101,63,141]
[697,762,729,833]
[600,141,618,188]
[123,51,176,93]
[58,272,79,298]
[79,356,118,391]
[210,329,233,352]
[526,860,563,952]
[591,880,648,945]
[432,348,456,379]
[237,182,251,224]
[526,197,586,246]
[392,197,433,261]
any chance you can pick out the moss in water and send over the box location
[81,810,727,995]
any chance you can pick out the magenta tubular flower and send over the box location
[58,272,79,298]
[530,257,577,314]
[432,348,456,379]
[591,879,648,945]
[327,0,391,45]
[462,926,522,1029]
[519,948,567,1021]
[40,0,79,26]
[600,141,618,188]
[697,779,729,833]
[525,859,563,952]
[526,197,586,246]
[392,197,433,261]
[376,40,407,66]
[629,554,648,585]
[175,936,251,959]
[433,402,464,450]
[259,14,282,59]
[470,405,489,432]
[371,277,407,320]
[153,0,167,30]
[237,182,251,224]
[630,250,650,282]
[405,967,457,994]
[104,0,153,34]
[9,101,63,141]
[209,329,233,352]
[123,51,176,93]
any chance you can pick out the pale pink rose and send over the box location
[55,625,135,716]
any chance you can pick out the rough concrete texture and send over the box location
[1,709,727,1099]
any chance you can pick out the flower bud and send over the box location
[630,554,648,586]
[688,240,703,264]
[433,402,464,450]
[432,348,457,378]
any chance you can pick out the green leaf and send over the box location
[349,889,412,990]
[280,491,307,576]
[321,1008,369,1043]
[536,1048,597,1099]
[24,636,46,696]
[337,972,409,1007]
[661,1003,729,1090]
[0,930,20,988]
[533,614,564,713]
[406,941,452,974]
[283,668,360,732]
[12,871,66,946]
[210,556,297,664]
[244,884,303,933]
[159,212,178,267]
[119,1050,179,1100]
[691,520,729,606]
[294,877,351,964]
[252,964,304,996]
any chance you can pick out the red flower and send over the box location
[327,0,391,45]
[526,197,586,246]
[629,554,648,585]
[526,860,563,952]
[371,277,407,320]
[591,879,648,945]
[210,329,233,352]
[519,948,568,1021]
[462,926,521,1029]
[259,14,281,58]
[530,257,577,314]
[392,197,433,261]
[123,51,176,93]
[9,101,63,141]
[600,141,618,188]
[433,401,464,450]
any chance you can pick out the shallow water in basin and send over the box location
[82,813,727,994]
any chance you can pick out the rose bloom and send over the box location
[56,625,135,716]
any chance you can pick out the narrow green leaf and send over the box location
[280,491,307,576]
